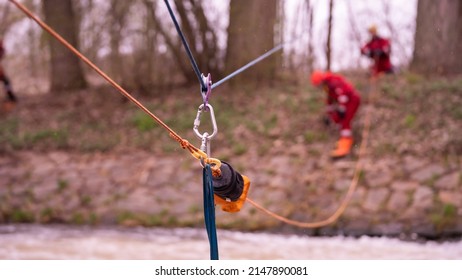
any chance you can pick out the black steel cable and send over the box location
[163,0,207,95]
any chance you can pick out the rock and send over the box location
[114,188,158,213]
[84,175,113,195]
[334,179,351,190]
[60,194,81,212]
[287,143,307,157]
[365,171,393,188]
[439,191,462,205]
[411,164,445,182]
[342,219,370,236]
[363,188,389,212]
[371,223,403,236]
[33,175,60,201]
[267,175,286,188]
[387,191,410,211]
[402,155,426,173]
[48,152,70,165]
[411,186,434,210]
[411,222,436,238]
[268,155,292,176]
[31,161,57,177]
[350,187,366,205]
[434,172,460,190]
[390,181,419,192]
[110,165,136,185]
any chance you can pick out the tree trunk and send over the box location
[346,0,361,69]
[225,0,280,86]
[325,0,334,71]
[173,0,199,84]
[42,0,87,91]
[410,0,462,75]
[188,0,220,76]
[307,1,315,73]
[108,1,131,84]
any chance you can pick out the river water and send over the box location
[0,225,461,260]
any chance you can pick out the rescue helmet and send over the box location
[310,70,326,86]
[368,24,377,35]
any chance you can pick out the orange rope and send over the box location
[245,77,378,228]
[9,0,208,162]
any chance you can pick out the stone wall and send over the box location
[0,151,461,239]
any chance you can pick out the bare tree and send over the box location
[225,0,280,86]
[285,0,314,76]
[0,2,12,36]
[74,0,106,64]
[0,0,27,37]
[135,0,159,91]
[133,0,174,92]
[306,0,315,73]
[141,0,222,86]
[410,0,462,75]
[188,0,220,75]
[42,0,87,91]
[106,1,132,84]
[346,0,362,69]
[380,0,411,67]
[325,0,334,71]
[172,0,221,82]
[148,3,191,84]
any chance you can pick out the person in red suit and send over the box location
[360,25,393,77]
[0,38,17,112]
[311,71,361,158]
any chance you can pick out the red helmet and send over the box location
[310,71,326,86]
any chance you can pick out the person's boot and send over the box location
[212,161,251,213]
[331,137,353,159]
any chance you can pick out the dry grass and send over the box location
[1,73,461,163]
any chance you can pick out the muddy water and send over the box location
[0,225,460,260]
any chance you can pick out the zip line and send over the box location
[212,44,284,89]
[9,0,374,232]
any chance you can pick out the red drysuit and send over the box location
[361,35,393,76]
[322,73,361,137]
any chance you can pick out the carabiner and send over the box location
[193,103,218,141]
[200,132,210,155]
[201,73,212,108]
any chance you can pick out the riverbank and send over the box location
[0,148,460,239]
[0,74,461,238]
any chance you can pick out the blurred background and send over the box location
[2,0,420,94]
[0,0,461,259]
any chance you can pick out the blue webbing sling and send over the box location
[203,164,219,260]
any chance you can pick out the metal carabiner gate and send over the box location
[193,103,218,156]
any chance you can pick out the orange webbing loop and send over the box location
[169,133,222,174]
